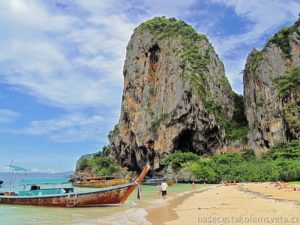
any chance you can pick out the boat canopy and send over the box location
[7,165,28,171]
[145,178,164,182]
[18,178,70,185]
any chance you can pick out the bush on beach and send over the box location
[164,140,300,183]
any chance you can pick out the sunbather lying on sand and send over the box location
[223,180,237,186]
[275,181,300,191]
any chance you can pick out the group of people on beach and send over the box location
[222,180,237,186]
[274,181,300,191]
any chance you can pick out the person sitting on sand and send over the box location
[161,180,168,199]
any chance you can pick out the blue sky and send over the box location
[0,0,299,172]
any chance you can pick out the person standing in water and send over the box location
[161,180,168,199]
[156,183,161,196]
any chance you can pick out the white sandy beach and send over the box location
[147,183,300,225]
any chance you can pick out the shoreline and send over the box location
[146,183,300,225]
[146,185,219,224]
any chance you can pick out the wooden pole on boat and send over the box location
[9,159,14,190]
[120,163,150,204]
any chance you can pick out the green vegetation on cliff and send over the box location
[138,17,246,140]
[138,18,213,109]
[77,153,121,176]
[163,152,199,172]
[274,67,300,135]
[262,141,300,160]
[164,140,300,183]
[247,19,300,75]
[217,75,232,94]
[267,18,300,59]
[249,50,264,72]
[274,67,300,98]
[205,93,249,142]
[149,112,169,131]
[136,16,208,42]
[225,94,249,142]
[139,17,213,132]
[89,155,121,176]
[284,101,300,134]
[108,124,119,143]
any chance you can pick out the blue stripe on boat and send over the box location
[0,183,134,199]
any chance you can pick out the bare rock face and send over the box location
[244,19,300,148]
[110,17,235,173]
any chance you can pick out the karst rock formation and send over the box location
[109,17,238,173]
[244,19,300,148]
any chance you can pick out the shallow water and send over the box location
[0,176,205,225]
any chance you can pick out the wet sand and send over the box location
[147,183,300,225]
[146,185,219,224]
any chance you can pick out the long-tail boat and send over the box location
[0,164,150,207]
[142,177,176,186]
[71,174,131,188]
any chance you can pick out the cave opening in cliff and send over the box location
[263,139,270,148]
[173,129,195,152]
[149,44,160,63]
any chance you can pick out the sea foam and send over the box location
[96,208,151,225]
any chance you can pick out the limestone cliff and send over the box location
[244,19,300,148]
[110,17,236,173]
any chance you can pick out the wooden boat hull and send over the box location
[0,164,150,207]
[142,180,176,186]
[72,178,130,188]
[0,184,133,207]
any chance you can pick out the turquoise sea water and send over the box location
[0,174,206,225]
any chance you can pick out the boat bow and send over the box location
[120,163,150,204]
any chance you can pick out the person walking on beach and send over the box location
[161,180,168,199]
[156,183,162,196]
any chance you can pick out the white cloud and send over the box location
[211,0,300,53]
[0,0,199,143]
[28,167,60,174]
[0,0,126,109]
[0,0,75,32]
[23,113,104,142]
[0,166,12,173]
[223,57,247,94]
[139,0,197,17]
[0,0,198,110]
[0,0,297,108]
[207,0,300,92]
[0,165,65,173]
[0,0,197,111]
[0,109,19,123]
